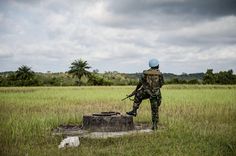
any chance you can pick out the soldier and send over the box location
[126,59,164,130]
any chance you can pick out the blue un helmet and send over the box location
[149,59,159,68]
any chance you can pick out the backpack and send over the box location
[143,69,161,93]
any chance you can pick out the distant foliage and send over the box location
[15,65,38,86]
[16,65,34,80]
[203,69,236,84]
[0,63,236,86]
[203,69,216,84]
[68,59,91,85]
[88,74,112,86]
[165,78,200,84]
[0,65,39,86]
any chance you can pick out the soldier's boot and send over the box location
[151,116,158,130]
[126,106,138,117]
[152,121,158,130]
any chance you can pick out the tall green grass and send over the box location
[0,85,235,156]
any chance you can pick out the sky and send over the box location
[0,0,236,74]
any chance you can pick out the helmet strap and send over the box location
[151,65,159,69]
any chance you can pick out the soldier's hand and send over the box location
[132,90,137,95]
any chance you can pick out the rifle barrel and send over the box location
[121,91,136,101]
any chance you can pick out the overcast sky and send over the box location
[0,0,236,74]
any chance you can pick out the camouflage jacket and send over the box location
[136,68,164,96]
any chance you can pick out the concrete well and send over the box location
[83,112,135,132]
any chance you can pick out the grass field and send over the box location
[0,85,236,156]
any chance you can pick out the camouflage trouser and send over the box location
[133,89,161,126]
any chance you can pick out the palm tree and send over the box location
[16,65,35,80]
[68,59,91,84]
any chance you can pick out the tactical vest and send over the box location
[143,69,161,95]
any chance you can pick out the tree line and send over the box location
[0,59,236,86]
[202,69,236,84]
[0,59,138,86]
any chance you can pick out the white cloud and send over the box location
[173,16,236,40]
[0,0,236,73]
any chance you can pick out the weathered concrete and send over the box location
[52,123,166,138]
[83,112,135,132]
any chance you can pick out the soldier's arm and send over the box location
[135,81,142,91]
[160,73,164,88]
[133,73,144,91]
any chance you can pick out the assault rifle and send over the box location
[121,90,137,101]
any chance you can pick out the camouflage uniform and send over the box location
[128,68,164,130]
